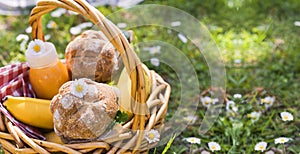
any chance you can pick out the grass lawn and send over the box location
[0,0,299,153]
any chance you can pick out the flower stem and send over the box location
[189,144,194,154]
[282,144,286,154]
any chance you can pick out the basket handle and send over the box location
[29,0,148,130]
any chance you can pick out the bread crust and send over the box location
[50,78,118,143]
[65,30,119,82]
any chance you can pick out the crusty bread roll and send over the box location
[65,30,119,82]
[50,78,118,143]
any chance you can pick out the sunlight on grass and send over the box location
[210,26,273,66]
[0,0,299,153]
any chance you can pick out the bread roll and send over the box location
[50,78,118,143]
[65,30,119,82]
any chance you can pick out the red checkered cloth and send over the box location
[0,63,45,140]
[0,63,36,100]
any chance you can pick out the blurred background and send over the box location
[0,0,300,153]
[0,0,143,15]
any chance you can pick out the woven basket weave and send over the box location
[0,0,171,153]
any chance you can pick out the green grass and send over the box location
[0,0,299,153]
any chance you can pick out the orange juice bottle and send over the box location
[26,40,69,99]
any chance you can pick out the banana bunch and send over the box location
[3,96,53,129]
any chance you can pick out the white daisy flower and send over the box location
[261,96,275,108]
[232,106,238,112]
[117,23,127,28]
[234,59,241,64]
[184,115,197,125]
[233,94,242,99]
[47,20,58,29]
[20,41,27,51]
[149,46,161,55]
[70,79,88,98]
[144,46,161,55]
[201,96,212,108]
[150,57,160,67]
[208,142,221,152]
[185,137,201,144]
[211,98,219,104]
[25,26,32,34]
[247,111,261,122]
[226,101,235,111]
[200,151,210,154]
[16,34,29,42]
[201,96,218,108]
[275,137,291,144]
[178,33,188,43]
[265,150,275,154]
[294,21,300,27]
[44,34,51,41]
[77,22,93,29]
[280,112,293,121]
[145,129,160,143]
[226,100,238,112]
[51,8,66,17]
[70,26,82,35]
[254,141,267,152]
[68,10,79,15]
[171,21,181,27]
[27,39,46,55]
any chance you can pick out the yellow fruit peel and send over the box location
[117,65,152,119]
[4,96,54,129]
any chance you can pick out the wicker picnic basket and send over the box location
[0,0,171,153]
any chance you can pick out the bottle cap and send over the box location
[26,41,58,68]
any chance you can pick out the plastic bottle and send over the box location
[26,40,69,99]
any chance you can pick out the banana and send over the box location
[3,96,53,129]
[117,68,133,119]
[142,64,152,100]
[117,65,152,119]
[43,131,63,144]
